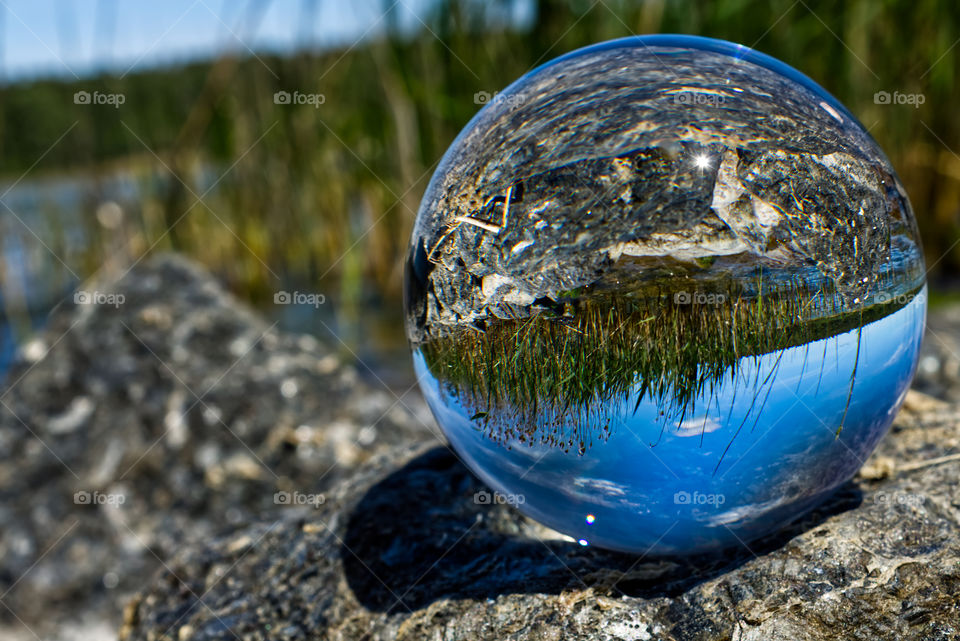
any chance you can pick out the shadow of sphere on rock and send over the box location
[341,447,863,613]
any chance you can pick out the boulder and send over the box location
[0,255,435,640]
[2,254,959,640]
[121,391,960,640]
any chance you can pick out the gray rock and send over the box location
[120,390,960,640]
[0,255,437,640]
[914,303,960,402]
[3,254,959,640]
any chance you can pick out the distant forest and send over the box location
[0,0,957,300]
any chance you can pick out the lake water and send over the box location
[0,167,412,388]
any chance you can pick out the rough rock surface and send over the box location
[0,255,437,640]
[4,255,960,640]
[121,395,960,636]
[915,302,960,402]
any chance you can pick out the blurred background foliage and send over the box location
[0,0,958,371]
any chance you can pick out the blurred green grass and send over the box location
[0,0,957,321]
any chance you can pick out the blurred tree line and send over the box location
[0,0,957,311]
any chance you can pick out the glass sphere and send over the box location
[404,35,925,555]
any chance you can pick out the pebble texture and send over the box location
[0,255,436,640]
[121,394,960,640]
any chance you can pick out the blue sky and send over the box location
[0,0,533,82]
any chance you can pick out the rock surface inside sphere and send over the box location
[404,35,926,555]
